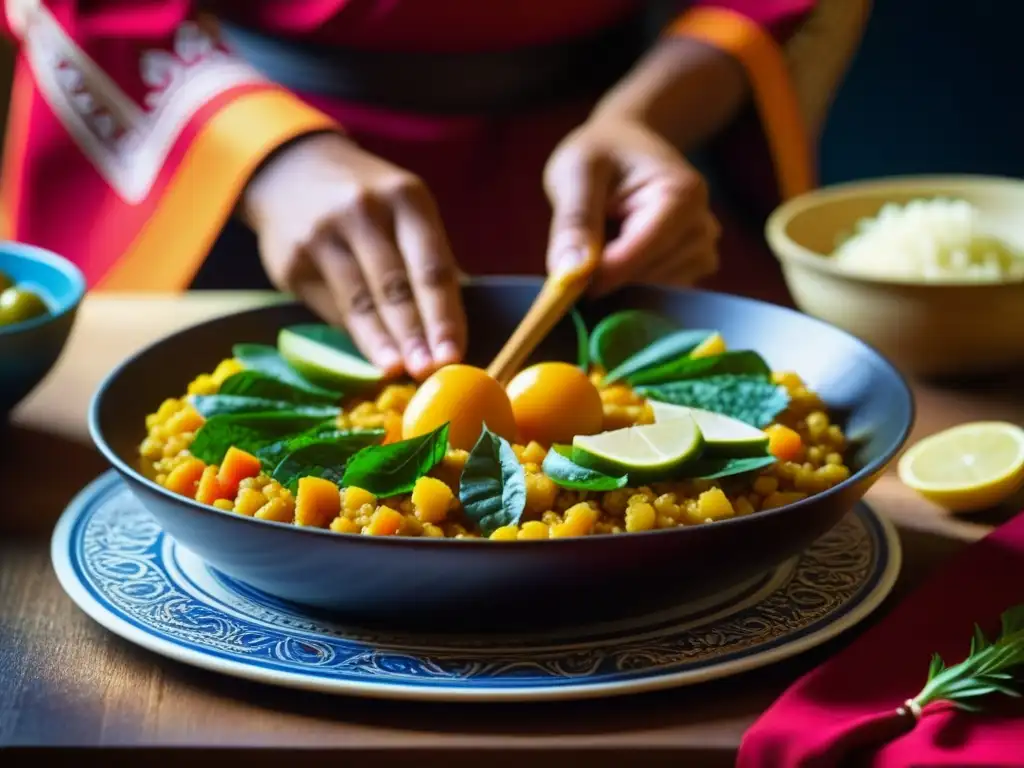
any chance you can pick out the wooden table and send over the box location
[4,292,1023,767]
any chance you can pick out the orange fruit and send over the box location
[402,364,517,451]
[506,362,604,446]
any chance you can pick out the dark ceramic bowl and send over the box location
[89,279,914,631]
[1,242,86,417]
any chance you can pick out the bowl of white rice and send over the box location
[765,175,1024,378]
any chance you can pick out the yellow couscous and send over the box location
[139,354,851,540]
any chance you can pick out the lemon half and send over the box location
[897,421,1024,512]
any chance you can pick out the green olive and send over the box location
[0,270,12,294]
[0,286,49,326]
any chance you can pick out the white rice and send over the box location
[828,197,1024,281]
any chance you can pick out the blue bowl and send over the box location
[0,242,86,416]
[88,279,914,631]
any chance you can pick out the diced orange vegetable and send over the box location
[295,476,342,528]
[411,476,453,524]
[367,506,404,536]
[217,446,262,497]
[195,465,228,505]
[383,411,403,445]
[765,424,804,462]
[164,457,207,498]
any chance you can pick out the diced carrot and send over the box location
[164,457,207,498]
[195,464,228,505]
[367,506,403,536]
[383,411,403,445]
[217,446,263,497]
[765,424,804,462]
[295,476,342,528]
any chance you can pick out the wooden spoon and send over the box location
[487,255,598,386]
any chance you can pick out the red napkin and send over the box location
[738,510,1024,768]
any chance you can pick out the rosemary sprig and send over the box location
[909,604,1024,714]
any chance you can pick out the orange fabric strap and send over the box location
[667,6,815,200]
[94,88,337,292]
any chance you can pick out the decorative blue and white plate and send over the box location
[52,471,901,702]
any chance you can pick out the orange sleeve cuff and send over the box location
[95,87,339,292]
[666,7,815,201]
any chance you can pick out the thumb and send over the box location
[544,152,611,280]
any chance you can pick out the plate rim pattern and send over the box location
[51,470,902,702]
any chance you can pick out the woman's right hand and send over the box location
[242,132,467,380]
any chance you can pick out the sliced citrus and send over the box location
[571,416,704,482]
[689,332,726,359]
[897,421,1024,512]
[650,401,769,458]
[278,325,383,390]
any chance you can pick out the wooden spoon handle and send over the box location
[487,260,596,386]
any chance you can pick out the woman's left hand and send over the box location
[543,116,720,296]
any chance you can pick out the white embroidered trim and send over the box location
[21,6,268,204]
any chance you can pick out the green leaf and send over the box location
[341,423,449,497]
[677,455,778,481]
[542,444,628,491]
[570,308,590,370]
[1001,605,1024,637]
[271,438,375,492]
[232,343,340,400]
[638,375,790,428]
[589,310,679,371]
[626,350,772,387]
[971,624,990,656]
[604,329,716,385]
[255,426,383,470]
[190,412,334,465]
[952,701,983,713]
[459,426,527,537]
[913,602,1024,714]
[928,652,946,681]
[189,394,340,419]
[219,370,339,405]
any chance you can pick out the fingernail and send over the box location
[407,346,432,375]
[376,347,402,372]
[559,247,590,273]
[433,340,459,365]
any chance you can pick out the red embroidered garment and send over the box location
[0,0,815,292]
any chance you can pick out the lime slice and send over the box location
[650,401,769,458]
[897,421,1024,512]
[278,325,383,390]
[571,416,704,482]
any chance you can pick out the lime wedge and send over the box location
[650,401,769,458]
[571,416,704,482]
[897,421,1024,512]
[278,325,383,391]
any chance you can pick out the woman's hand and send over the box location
[242,132,466,380]
[543,116,720,295]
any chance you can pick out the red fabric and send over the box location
[738,510,1024,768]
[2,0,815,290]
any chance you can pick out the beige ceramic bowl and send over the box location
[765,175,1024,378]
